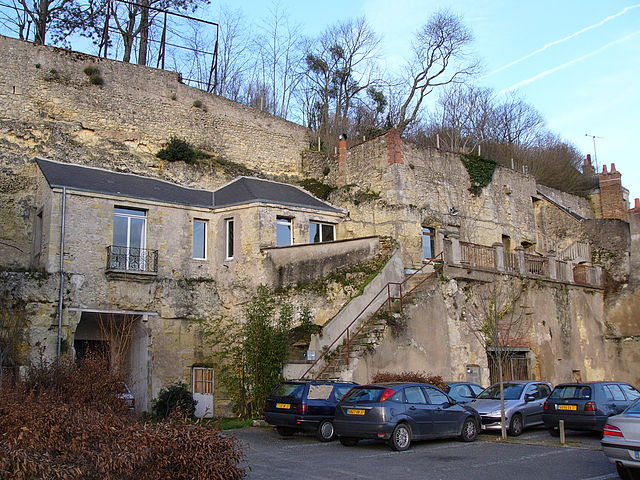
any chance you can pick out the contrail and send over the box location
[483,3,640,78]
[497,30,640,95]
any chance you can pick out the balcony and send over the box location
[447,239,602,288]
[106,246,158,275]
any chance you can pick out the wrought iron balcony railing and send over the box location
[106,246,158,274]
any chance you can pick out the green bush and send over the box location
[156,137,199,164]
[152,382,197,420]
[83,65,100,76]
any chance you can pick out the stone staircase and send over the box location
[305,259,441,381]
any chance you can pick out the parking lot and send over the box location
[231,426,616,480]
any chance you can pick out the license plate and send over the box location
[347,409,365,415]
[557,404,577,411]
[276,403,290,409]
[633,450,640,460]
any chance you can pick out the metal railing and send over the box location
[524,253,547,276]
[460,241,496,269]
[300,253,443,380]
[106,245,158,273]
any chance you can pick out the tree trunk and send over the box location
[498,356,507,439]
[137,0,150,66]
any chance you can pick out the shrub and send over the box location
[371,371,449,392]
[89,73,104,85]
[152,381,197,420]
[83,65,100,76]
[0,357,244,479]
[156,137,198,164]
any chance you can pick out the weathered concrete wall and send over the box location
[537,185,593,219]
[352,276,612,387]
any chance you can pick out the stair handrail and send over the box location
[300,252,443,380]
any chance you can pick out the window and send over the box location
[112,207,147,270]
[421,227,435,259]
[621,384,640,400]
[225,218,234,260]
[404,386,427,404]
[310,221,335,243]
[192,219,207,259]
[276,217,292,246]
[424,387,449,405]
[604,384,626,401]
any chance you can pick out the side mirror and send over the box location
[525,394,536,403]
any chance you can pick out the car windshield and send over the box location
[477,383,525,400]
[625,399,640,415]
[342,387,385,403]
[270,383,304,400]
[549,385,592,400]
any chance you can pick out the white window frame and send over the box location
[113,206,147,270]
[310,221,336,243]
[225,218,234,260]
[276,216,293,246]
[192,218,208,260]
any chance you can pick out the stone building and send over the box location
[1,35,639,414]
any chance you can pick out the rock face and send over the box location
[1,34,639,412]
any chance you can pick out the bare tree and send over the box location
[97,313,137,375]
[0,305,28,387]
[395,10,478,134]
[462,277,529,439]
[214,5,252,99]
[488,91,545,147]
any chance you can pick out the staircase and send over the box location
[301,254,442,381]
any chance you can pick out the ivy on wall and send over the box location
[461,153,497,196]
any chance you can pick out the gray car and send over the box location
[601,398,640,480]
[468,381,552,436]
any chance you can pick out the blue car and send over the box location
[264,380,356,441]
[334,382,481,451]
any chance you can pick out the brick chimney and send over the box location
[598,163,629,221]
[582,154,595,175]
[630,198,640,214]
[386,128,404,165]
[338,133,347,186]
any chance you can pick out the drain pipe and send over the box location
[57,187,67,357]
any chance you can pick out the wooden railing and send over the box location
[300,253,443,380]
[524,253,547,276]
[460,242,495,269]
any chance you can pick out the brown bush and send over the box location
[371,371,449,392]
[0,356,245,480]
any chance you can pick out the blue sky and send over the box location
[217,0,640,203]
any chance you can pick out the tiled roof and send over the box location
[36,158,340,213]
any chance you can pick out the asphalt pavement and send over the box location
[229,426,616,480]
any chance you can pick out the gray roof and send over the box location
[36,158,340,213]
[214,177,341,213]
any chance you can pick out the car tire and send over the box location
[508,413,523,437]
[388,423,412,451]
[548,427,560,437]
[316,419,336,442]
[276,426,296,437]
[459,417,478,442]
[617,464,640,480]
[339,437,359,447]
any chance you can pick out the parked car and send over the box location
[543,382,640,435]
[445,382,485,404]
[263,380,356,441]
[468,381,552,436]
[333,382,481,451]
[601,398,640,480]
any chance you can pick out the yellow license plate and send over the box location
[558,404,577,411]
[347,409,365,415]
[276,403,290,409]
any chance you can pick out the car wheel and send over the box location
[316,419,335,442]
[617,465,640,480]
[548,427,560,437]
[339,437,359,447]
[276,426,296,437]
[508,413,523,437]
[459,417,478,442]
[388,423,412,451]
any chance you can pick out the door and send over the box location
[603,384,628,415]
[522,384,547,426]
[424,387,460,435]
[403,386,433,436]
[192,367,214,418]
[113,207,147,270]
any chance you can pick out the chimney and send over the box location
[338,133,347,186]
[598,163,628,221]
[630,198,640,214]
[582,154,595,175]
[386,128,404,165]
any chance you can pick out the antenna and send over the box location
[585,134,604,172]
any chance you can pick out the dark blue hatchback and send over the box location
[263,380,357,441]
[334,382,481,451]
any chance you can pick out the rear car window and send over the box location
[334,385,354,401]
[307,384,334,400]
[342,387,384,403]
[271,383,305,400]
[549,385,592,400]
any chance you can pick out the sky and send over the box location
[212,0,640,203]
